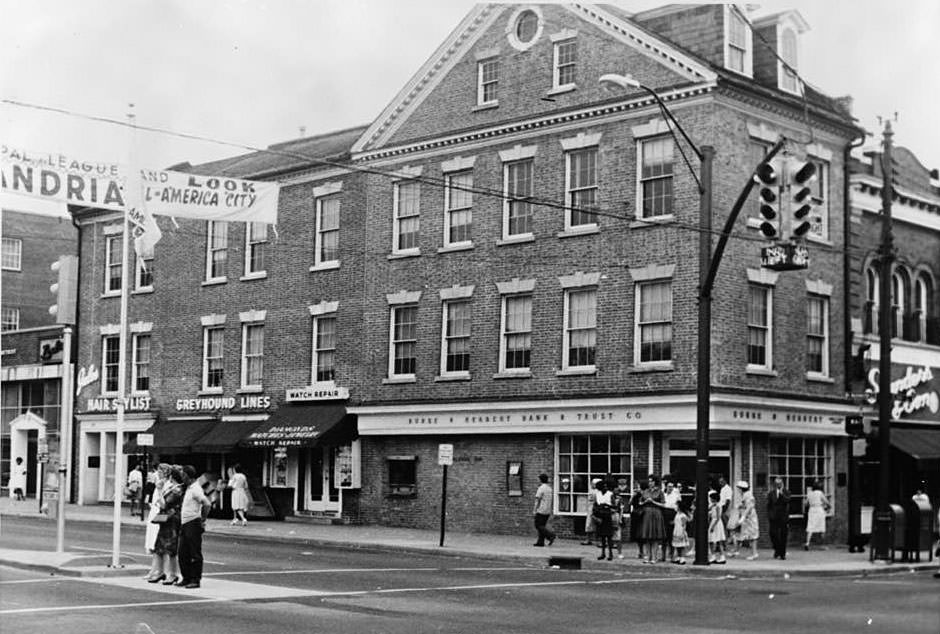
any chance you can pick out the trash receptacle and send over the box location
[905,500,934,562]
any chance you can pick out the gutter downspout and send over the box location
[843,131,867,395]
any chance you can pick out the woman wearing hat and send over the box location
[735,480,760,560]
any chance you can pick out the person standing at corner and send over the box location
[177,465,212,589]
[227,463,251,526]
[766,477,791,560]
[532,473,556,547]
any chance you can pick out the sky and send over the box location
[2,0,938,217]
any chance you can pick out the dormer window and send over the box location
[780,27,799,93]
[725,6,752,77]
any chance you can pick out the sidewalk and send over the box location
[1,496,936,578]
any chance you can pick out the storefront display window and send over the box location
[556,434,632,514]
[388,455,416,496]
[768,437,832,517]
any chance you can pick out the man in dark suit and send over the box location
[766,477,791,560]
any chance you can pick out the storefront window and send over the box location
[556,434,632,514]
[768,437,832,517]
[388,456,417,496]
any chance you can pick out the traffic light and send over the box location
[49,255,78,325]
[788,158,817,239]
[753,159,782,239]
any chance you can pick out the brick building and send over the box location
[70,4,866,544]
[1,209,77,499]
[846,142,940,540]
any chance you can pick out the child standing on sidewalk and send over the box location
[708,491,727,564]
[672,500,691,564]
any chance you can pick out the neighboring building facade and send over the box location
[1,209,77,499]
[70,4,868,545]
[847,144,940,531]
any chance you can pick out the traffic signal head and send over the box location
[788,159,817,238]
[753,159,781,238]
[49,255,78,325]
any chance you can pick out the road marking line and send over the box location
[0,598,226,615]
[207,567,439,576]
[70,546,226,565]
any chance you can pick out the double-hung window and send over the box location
[105,234,123,293]
[244,222,268,276]
[563,288,597,370]
[136,243,154,291]
[315,194,340,267]
[566,148,597,230]
[1,237,22,270]
[132,333,151,393]
[477,58,498,106]
[441,299,471,376]
[389,305,418,378]
[780,28,799,93]
[636,280,672,364]
[1,307,20,331]
[102,335,120,394]
[806,294,829,376]
[553,38,577,89]
[913,275,931,343]
[313,314,337,383]
[725,7,751,75]
[500,293,533,373]
[205,221,228,282]
[444,170,473,247]
[638,137,674,219]
[203,327,224,391]
[241,323,264,389]
[393,180,420,254]
[503,159,534,239]
[747,284,773,370]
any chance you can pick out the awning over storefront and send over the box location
[240,404,355,448]
[891,427,940,461]
[142,418,218,454]
[191,419,268,453]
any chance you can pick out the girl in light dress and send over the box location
[735,481,760,560]
[228,463,251,526]
[707,491,727,564]
[671,499,691,565]
[804,480,830,550]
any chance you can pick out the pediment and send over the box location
[10,410,48,431]
[352,3,717,156]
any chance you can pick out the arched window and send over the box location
[864,267,879,335]
[891,268,910,339]
[913,273,935,343]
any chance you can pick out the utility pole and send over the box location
[872,120,895,560]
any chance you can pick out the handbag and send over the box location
[150,513,169,524]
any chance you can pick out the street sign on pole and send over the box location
[438,443,453,466]
[438,444,453,547]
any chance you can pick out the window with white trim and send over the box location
[747,284,773,370]
[806,294,829,376]
[444,170,473,247]
[102,335,120,394]
[780,27,799,93]
[203,327,224,391]
[389,305,418,378]
[636,280,672,364]
[553,39,576,89]
[563,288,596,370]
[726,7,750,74]
[1,237,22,270]
[503,159,534,239]
[105,234,123,293]
[500,293,532,372]
[315,194,340,267]
[477,58,498,106]
[313,314,336,382]
[864,267,879,335]
[245,222,268,275]
[808,159,829,240]
[441,299,471,376]
[132,333,151,393]
[913,274,932,343]
[638,137,674,218]
[566,147,597,229]
[241,323,264,389]
[556,434,632,514]
[393,181,420,254]
[205,221,228,281]
[135,243,154,290]
[768,437,833,517]
[1,307,20,331]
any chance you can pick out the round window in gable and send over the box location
[506,6,543,51]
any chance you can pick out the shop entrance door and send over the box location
[306,445,340,513]
[667,437,732,494]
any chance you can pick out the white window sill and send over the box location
[805,372,834,383]
[557,225,599,239]
[547,84,576,96]
[630,215,675,229]
[383,376,416,384]
[630,362,674,373]
[239,272,267,281]
[496,234,535,246]
[492,370,532,379]
[746,366,778,377]
[435,372,471,382]
[198,388,224,395]
[202,278,227,287]
[99,392,119,398]
[238,386,264,393]
[388,249,420,260]
[132,287,154,295]
[101,291,121,299]
[472,101,498,112]
[438,243,474,254]
[310,261,340,272]
[130,390,151,397]
[556,367,596,377]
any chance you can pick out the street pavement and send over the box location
[1,496,937,579]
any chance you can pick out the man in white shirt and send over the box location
[177,465,212,589]
[532,473,556,547]
[718,476,733,526]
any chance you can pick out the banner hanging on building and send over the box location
[1,145,280,227]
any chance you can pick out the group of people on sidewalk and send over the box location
[533,472,835,564]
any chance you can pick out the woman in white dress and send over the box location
[228,463,251,526]
[144,464,169,582]
[803,480,830,550]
